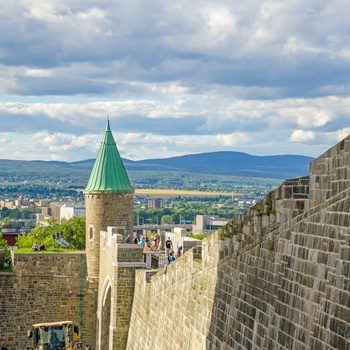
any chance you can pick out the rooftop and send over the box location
[84,119,134,194]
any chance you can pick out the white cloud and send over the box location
[334,127,350,142]
[0,0,349,162]
[297,110,333,128]
[23,69,53,78]
[289,130,315,143]
[217,132,252,147]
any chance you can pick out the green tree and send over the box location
[0,233,10,265]
[60,217,86,250]
[0,207,12,218]
[16,224,58,249]
[161,215,173,224]
[16,217,86,250]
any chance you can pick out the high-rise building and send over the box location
[148,198,161,208]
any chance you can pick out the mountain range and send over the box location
[122,151,314,179]
[0,152,314,190]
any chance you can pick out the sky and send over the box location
[1,1,350,162]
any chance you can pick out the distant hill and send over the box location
[0,152,314,190]
[122,152,313,179]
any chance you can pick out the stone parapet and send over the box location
[309,135,350,205]
[12,251,86,276]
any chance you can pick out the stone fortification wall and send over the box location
[127,137,350,350]
[128,249,211,350]
[0,252,98,349]
[309,135,350,205]
[97,228,145,350]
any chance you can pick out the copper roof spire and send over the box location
[84,120,134,193]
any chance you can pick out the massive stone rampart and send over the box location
[127,136,350,350]
[0,252,98,348]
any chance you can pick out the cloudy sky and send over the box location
[1,1,350,162]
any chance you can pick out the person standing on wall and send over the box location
[165,236,173,258]
[164,252,175,274]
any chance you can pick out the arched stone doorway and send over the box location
[100,282,111,349]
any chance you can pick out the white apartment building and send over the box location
[60,203,86,222]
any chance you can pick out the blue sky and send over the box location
[1,1,350,161]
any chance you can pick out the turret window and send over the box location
[90,227,94,239]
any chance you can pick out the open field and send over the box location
[134,189,237,198]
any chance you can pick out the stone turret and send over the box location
[84,119,134,279]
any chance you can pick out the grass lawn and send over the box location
[0,265,12,273]
[14,248,84,254]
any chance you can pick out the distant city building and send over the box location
[192,214,230,234]
[1,220,35,246]
[1,196,37,210]
[0,199,15,209]
[49,202,62,222]
[36,199,50,207]
[35,202,86,224]
[148,198,161,208]
[15,195,33,208]
[60,203,86,222]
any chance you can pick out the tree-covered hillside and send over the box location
[0,151,313,192]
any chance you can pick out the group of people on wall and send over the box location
[32,242,45,251]
[125,233,163,251]
[124,233,183,274]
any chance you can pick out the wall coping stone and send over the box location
[113,262,146,268]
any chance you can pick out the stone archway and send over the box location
[100,281,112,349]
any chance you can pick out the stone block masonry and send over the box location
[127,136,350,350]
[0,252,98,349]
[96,228,145,350]
[85,193,134,278]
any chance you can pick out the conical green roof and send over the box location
[84,120,134,194]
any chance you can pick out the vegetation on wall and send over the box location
[0,232,10,266]
[16,217,86,250]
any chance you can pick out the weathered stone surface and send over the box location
[126,136,350,350]
[0,253,98,348]
[85,193,134,278]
